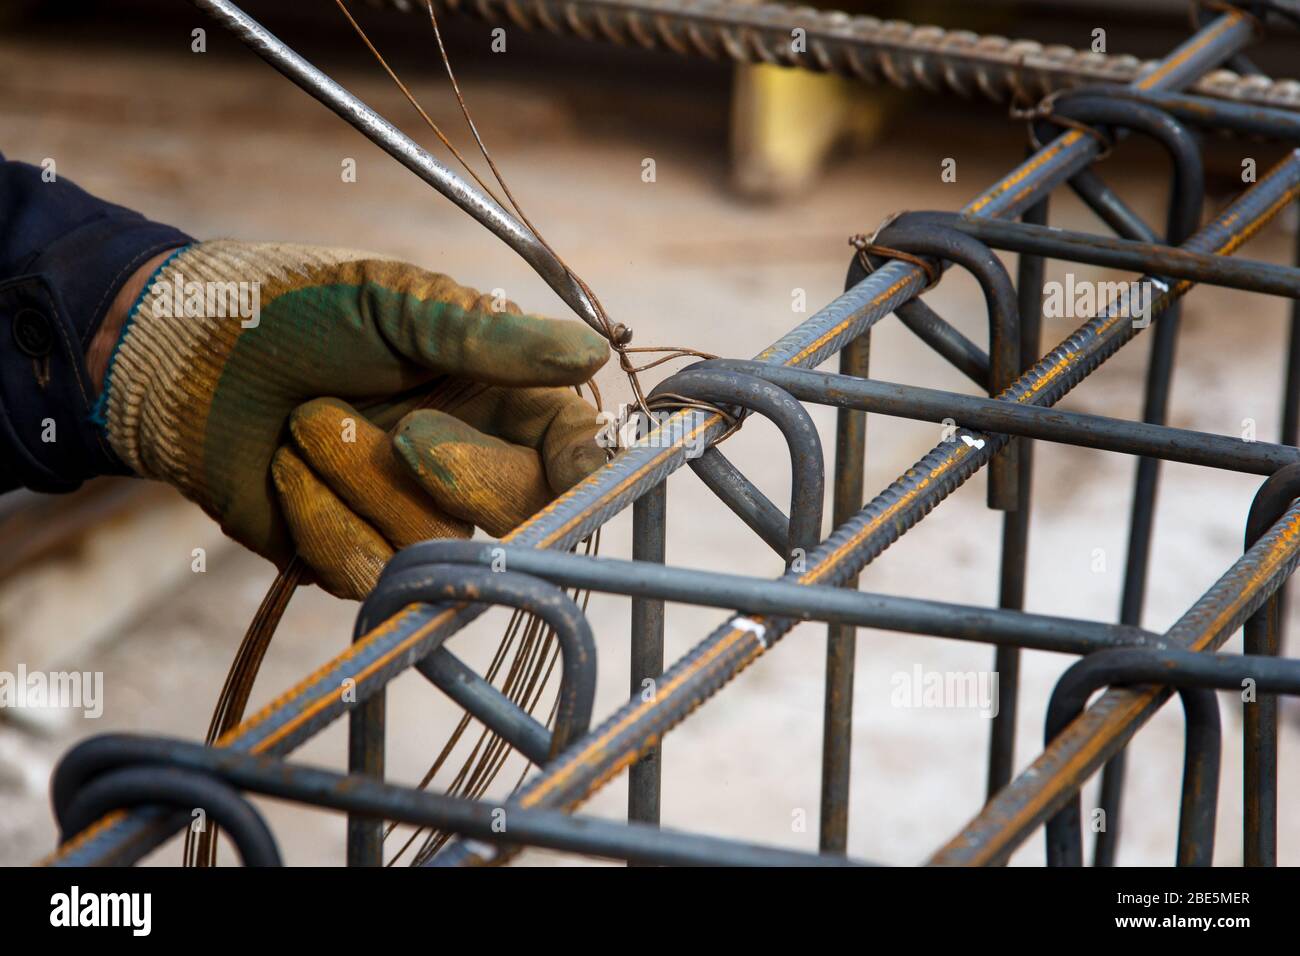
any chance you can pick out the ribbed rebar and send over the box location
[369,0,1300,111]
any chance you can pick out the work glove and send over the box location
[96,240,609,599]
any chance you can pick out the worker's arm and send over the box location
[0,151,191,493]
[1,154,609,598]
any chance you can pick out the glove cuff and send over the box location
[99,242,227,507]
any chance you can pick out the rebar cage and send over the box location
[43,0,1300,867]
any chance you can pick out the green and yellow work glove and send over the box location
[95,240,609,599]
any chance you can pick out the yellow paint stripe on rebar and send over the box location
[947,689,1154,866]
[1135,12,1242,91]
[517,624,767,807]
[782,271,921,368]
[235,604,458,753]
[41,810,128,864]
[1187,510,1300,652]
[966,132,1082,216]
[528,418,721,549]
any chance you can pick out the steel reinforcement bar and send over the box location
[440,143,1300,866]
[932,493,1300,865]
[384,0,1300,111]
[44,6,1288,866]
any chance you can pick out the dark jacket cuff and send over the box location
[0,155,191,493]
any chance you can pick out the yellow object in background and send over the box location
[730,63,892,200]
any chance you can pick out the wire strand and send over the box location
[334,0,732,424]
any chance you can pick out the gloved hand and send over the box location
[94,240,608,599]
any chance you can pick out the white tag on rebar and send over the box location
[733,617,768,648]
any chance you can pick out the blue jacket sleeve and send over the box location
[0,151,191,492]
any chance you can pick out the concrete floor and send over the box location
[3,8,1299,866]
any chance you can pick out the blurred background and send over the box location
[3,0,1299,865]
